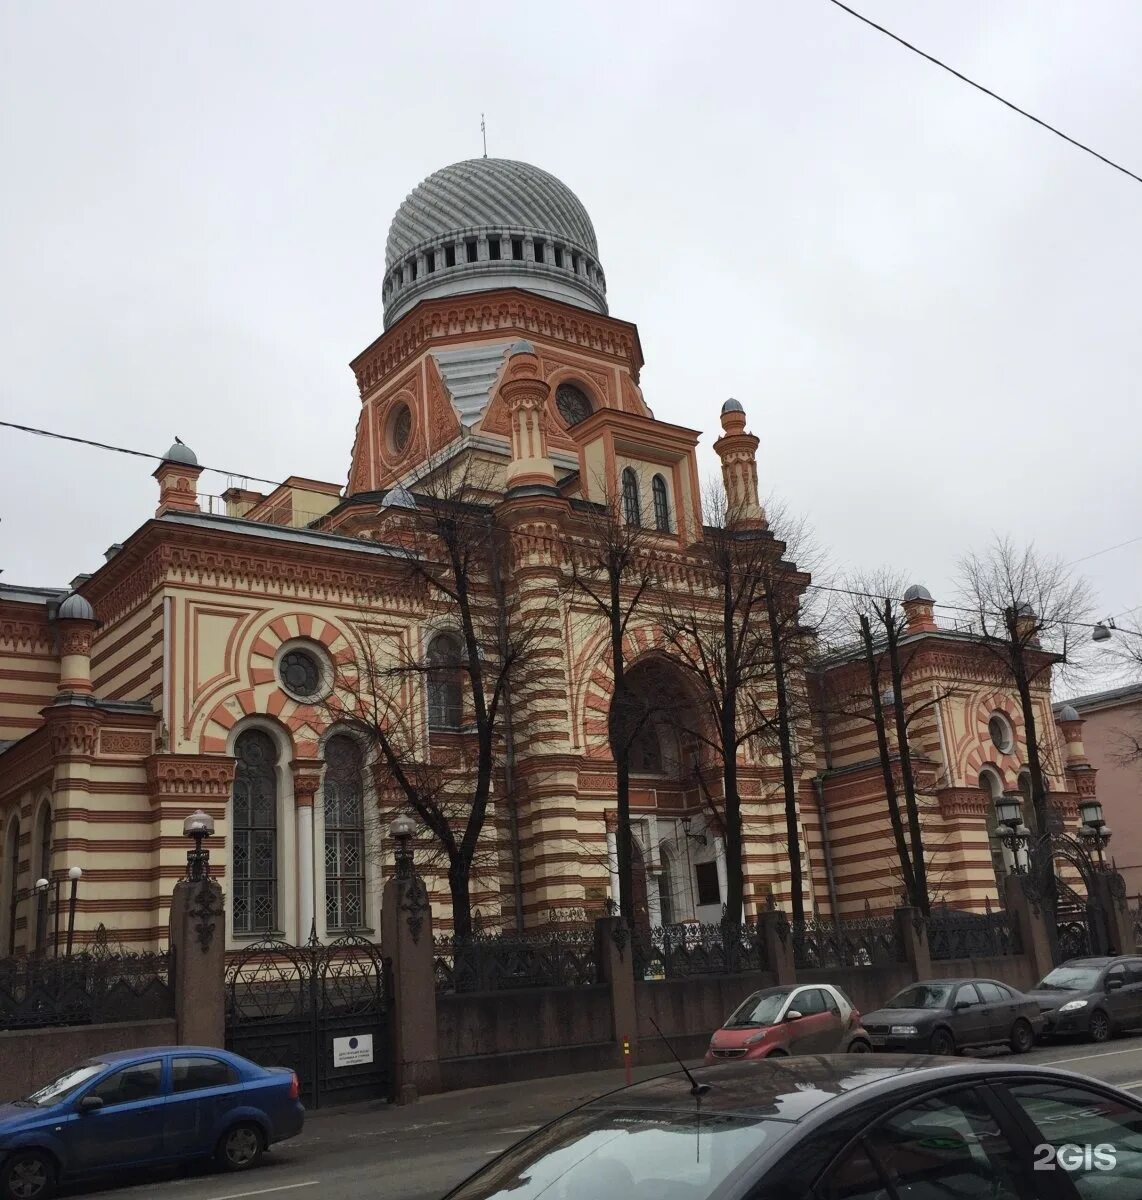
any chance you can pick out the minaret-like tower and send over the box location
[713,398,765,528]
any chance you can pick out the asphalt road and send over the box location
[65,1035,1142,1200]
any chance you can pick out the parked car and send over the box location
[444,1054,1142,1199]
[1028,954,1142,1042]
[0,1046,304,1200]
[705,983,871,1062]
[860,978,1044,1055]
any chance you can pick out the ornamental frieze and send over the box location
[937,788,991,819]
[48,719,100,759]
[146,753,237,798]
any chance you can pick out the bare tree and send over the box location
[957,538,1093,837]
[656,488,817,926]
[1098,615,1142,767]
[325,454,552,937]
[562,487,657,927]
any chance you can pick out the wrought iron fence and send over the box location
[434,927,599,994]
[0,950,173,1030]
[792,916,903,969]
[927,906,1022,961]
[1130,899,1142,954]
[632,922,768,980]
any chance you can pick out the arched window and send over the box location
[621,468,641,526]
[4,819,18,956]
[652,474,670,532]
[427,633,463,730]
[232,730,279,935]
[34,805,51,956]
[630,723,664,774]
[324,736,366,932]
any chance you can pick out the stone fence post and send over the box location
[1090,872,1134,958]
[169,876,226,1047]
[1005,874,1053,983]
[381,870,440,1104]
[595,917,637,1060]
[894,906,931,981]
[759,909,796,985]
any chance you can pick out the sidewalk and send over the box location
[307,1058,696,1133]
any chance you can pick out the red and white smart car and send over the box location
[706,983,872,1061]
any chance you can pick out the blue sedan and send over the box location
[0,1046,304,1200]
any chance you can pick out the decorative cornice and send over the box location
[146,753,236,799]
[0,731,53,800]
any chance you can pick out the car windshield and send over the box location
[724,990,791,1028]
[23,1063,106,1107]
[447,1105,787,1200]
[1037,966,1102,991]
[885,984,953,1010]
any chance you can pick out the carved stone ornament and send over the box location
[401,874,430,945]
[189,879,224,953]
[1109,871,1128,910]
[610,918,629,961]
[912,912,926,943]
[776,913,792,946]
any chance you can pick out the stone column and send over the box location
[606,819,621,910]
[1005,873,1053,984]
[894,906,931,981]
[169,875,226,1046]
[714,835,729,911]
[595,917,637,1058]
[759,907,796,984]
[381,865,440,1103]
[1090,872,1133,958]
[292,765,321,942]
[499,341,556,491]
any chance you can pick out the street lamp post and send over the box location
[52,876,62,957]
[183,810,215,881]
[1078,797,1111,870]
[33,878,49,958]
[995,795,1029,873]
[390,815,415,880]
[65,867,82,956]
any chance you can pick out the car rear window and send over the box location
[447,1105,787,1199]
[172,1056,237,1092]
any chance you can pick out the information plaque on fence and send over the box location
[333,1034,374,1068]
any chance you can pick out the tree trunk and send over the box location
[609,586,635,924]
[768,593,804,924]
[885,607,929,915]
[861,615,917,905]
[721,704,744,931]
[449,857,473,939]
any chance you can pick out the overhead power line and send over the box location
[1,416,1136,636]
[825,0,1142,187]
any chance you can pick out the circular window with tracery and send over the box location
[555,382,593,427]
[989,712,1015,754]
[388,402,413,455]
[278,649,322,700]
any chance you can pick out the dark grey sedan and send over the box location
[1028,955,1142,1042]
[443,1056,1142,1199]
[861,978,1045,1055]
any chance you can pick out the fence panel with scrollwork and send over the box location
[632,923,769,981]
[434,928,599,994]
[927,908,1022,961]
[792,917,903,970]
[0,951,173,1030]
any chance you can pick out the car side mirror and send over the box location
[954,1000,972,1010]
[1107,978,1124,991]
[784,1010,803,1022]
[78,1095,103,1114]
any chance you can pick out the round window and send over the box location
[555,382,592,427]
[279,649,322,700]
[389,403,412,454]
[988,713,1014,754]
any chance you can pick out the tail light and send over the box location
[288,1071,300,1100]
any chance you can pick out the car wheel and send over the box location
[1009,1018,1034,1054]
[848,1039,873,1053]
[1088,1009,1111,1044]
[2,1150,57,1200]
[928,1027,956,1056]
[216,1122,265,1172]
[766,1048,789,1058]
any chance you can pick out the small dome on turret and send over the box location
[509,339,536,355]
[163,439,198,466]
[721,398,745,415]
[903,584,933,602]
[58,592,95,621]
[1058,704,1081,723]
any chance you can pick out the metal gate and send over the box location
[225,932,393,1108]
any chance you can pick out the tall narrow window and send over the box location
[622,467,641,526]
[445,244,456,268]
[652,474,671,532]
[232,730,278,934]
[34,805,51,956]
[324,736,366,932]
[534,240,545,264]
[4,820,18,956]
[466,239,478,263]
[488,237,501,260]
[427,633,463,730]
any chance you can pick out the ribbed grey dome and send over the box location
[382,158,607,327]
[721,398,745,414]
[163,440,198,466]
[58,592,95,621]
[1058,704,1081,722]
[903,584,933,602]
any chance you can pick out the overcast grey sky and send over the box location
[2,1,1138,685]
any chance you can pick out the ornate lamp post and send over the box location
[33,877,49,958]
[995,795,1029,873]
[390,815,415,880]
[1078,798,1111,870]
[183,810,215,881]
[65,867,82,956]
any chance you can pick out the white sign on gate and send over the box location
[333,1034,374,1068]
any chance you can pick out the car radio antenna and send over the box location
[647,1015,711,1098]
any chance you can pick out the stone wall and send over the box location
[635,971,778,1063]
[0,1018,177,1103]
